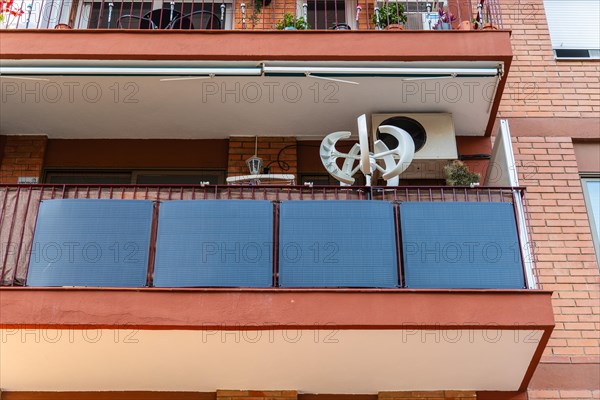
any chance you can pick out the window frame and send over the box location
[581,174,600,267]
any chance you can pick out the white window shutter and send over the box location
[544,0,600,50]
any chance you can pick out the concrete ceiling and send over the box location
[0,60,502,139]
[1,328,540,392]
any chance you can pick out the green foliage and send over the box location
[444,160,481,186]
[276,12,310,30]
[371,2,407,29]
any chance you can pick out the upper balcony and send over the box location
[3,0,502,32]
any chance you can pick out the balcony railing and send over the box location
[0,184,535,289]
[3,0,503,31]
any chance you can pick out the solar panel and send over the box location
[153,200,274,287]
[27,200,153,287]
[278,201,398,288]
[400,202,526,289]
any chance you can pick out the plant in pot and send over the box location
[482,4,497,30]
[433,5,455,30]
[249,0,272,27]
[443,160,481,187]
[473,1,496,30]
[276,12,310,30]
[372,2,407,30]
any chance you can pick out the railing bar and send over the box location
[21,187,45,287]
[44,0,56,28]
[1,187,21,285]
[429,188,433,202]
[146,201,160,287]
[500,188,504,202]
[97,0,107,28]
[11,187,33,286]
[109,186,114,199]
[144,186,149,200]
[463,187,467,202]
[192,186,196,200]
[510,189,529,289]
[0,188,10,234]
[84,0,95,28]
[476,189,481,202]
[120,186,125,199]
[74,186,79,199]
[487,188,492,202]
[85,186,90,198]
[56,0,67,28]
[272,201,280,287]
[14,0,25,28]
[179,186,184,200]
[168,187,172,200]
[393,202,404,288]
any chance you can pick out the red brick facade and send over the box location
[0,136,47,184]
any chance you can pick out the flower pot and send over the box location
[435,22,452,30]
[459,20,472,30]
[482,23,497,30]
[385,24,404,30]
[284,26,296,30]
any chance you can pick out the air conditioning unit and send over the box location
[371,113,458,179]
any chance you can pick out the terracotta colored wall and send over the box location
[0,136,47,184]
[498,0,600,119]
[511,137,600,399]
[379,392,476,400]
[227,136,297,178]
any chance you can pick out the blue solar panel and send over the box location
[27,200,153,287]
[153,200,273,287]
[400,202,526,289]
[278,201,398,288]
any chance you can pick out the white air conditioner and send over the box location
[371,113,458,179]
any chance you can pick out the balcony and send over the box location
[0,184,536,289]
[0,184,554,393]
[3,0,502,31]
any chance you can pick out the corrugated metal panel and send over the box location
[26,200,153,287]
[278,201,398,288]
[153,200,273,287]
[400,202,525,289]
[544,0,600,50]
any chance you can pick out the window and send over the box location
[543,0,600,59]
[45,170,226,184]
[582,176,600,266]
[75,0,231,29]
[306,0,348,29]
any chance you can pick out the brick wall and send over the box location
[227,136,298,179]
[217,390,297,400]
[379,392,476,400]
[512,136,600,398]
[499,0,600,118]
[0,136,47,184]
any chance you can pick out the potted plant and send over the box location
[372,2,407,30]
[433,5,455,30]
[443,160,481,187]
[276,12,309,30]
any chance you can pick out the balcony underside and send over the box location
[0,289,553,392]
[0,31,512,137]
